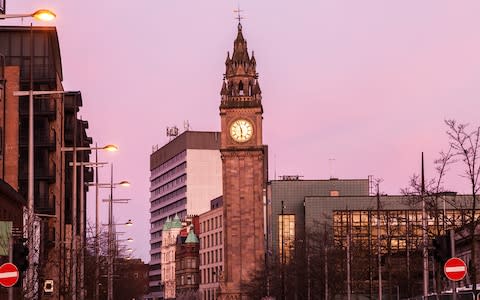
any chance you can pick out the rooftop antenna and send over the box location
[184,120,190,132]
[329,158,336,179]
[274,154,277,180]
[166,126,179,141]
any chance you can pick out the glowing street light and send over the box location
[0,9,56,21]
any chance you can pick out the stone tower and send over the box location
[219,22,265,299]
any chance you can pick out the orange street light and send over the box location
[0,9,56,21]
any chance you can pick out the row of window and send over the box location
[178,273,198,286]
[152,198,187,218]
[200,231,223,249]
[151,174,187,197]
[201,265,222,284]
[202,288,218,300]
[151,209,188,229]
[200,248,223,265]
[151,231,162,239]
[151,150,186,178]
[151,186,186,208]
[177,257,198,270]
[200,215,223,233]
[151,162,186,188]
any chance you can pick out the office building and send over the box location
[148,131,222,299]
[268,177,370,260]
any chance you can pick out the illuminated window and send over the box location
[330,190,340,197]
[278,214,295,262]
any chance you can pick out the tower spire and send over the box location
[220,15,262,107]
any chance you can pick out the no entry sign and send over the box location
[0,262,19,287]
[444,257,467,281]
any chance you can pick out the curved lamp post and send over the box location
[61,144,117,300]
[0,9,56,20]
[6,10,56,300]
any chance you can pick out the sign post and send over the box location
[0,262,19,288]
[444,257,467,282]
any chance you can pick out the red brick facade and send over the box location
[219,23,266,299]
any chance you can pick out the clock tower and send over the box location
[219,22,265,299]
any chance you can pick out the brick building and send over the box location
[0,26,92,298]
[199,196,224,300]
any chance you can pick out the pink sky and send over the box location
[6,1,480,262]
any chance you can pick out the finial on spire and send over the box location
[234,7,244,29]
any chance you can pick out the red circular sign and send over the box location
[0,263,19,287]
[444,257,467,281]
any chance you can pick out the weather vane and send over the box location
[233,6,244,25]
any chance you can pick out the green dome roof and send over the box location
[170,214,182,229]
[185,229,199,244]
[162,217,171,231]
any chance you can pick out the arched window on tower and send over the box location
[238,80,244,96]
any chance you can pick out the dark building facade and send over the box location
[0,179,26,300]
[175,229,201,299]
[0,26,92,299]
[268,178,370,260]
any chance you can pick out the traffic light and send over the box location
[432,235,451,265]
[12,238,29,272]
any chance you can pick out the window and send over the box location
[330,190,340,197]
[278,214,295,262]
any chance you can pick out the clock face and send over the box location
[230,119,253,143]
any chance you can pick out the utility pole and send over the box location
[346,211,351,300]
[450,229,457,300]
[421,153,429,298]
[377,183,382,300]
[95,145,100,300]
[324,223,328,300]
[107,164,114,300]
[281,200,285,300]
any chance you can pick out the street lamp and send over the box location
[6,11,56,298]
[87,176,130,300]
[89,164,131,300]
[61,145,117,300]
[0,9,56,20]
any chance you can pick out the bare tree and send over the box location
[445,119,480,293]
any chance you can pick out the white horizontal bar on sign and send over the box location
[446,266,466,272]
[0,271,18,279]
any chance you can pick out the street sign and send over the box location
[0,262,19,287]
[444,257,467,281]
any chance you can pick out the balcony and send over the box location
[20,65,57,83]
[35,195,55,216]
[19,131,56,151]
[19,163,56,183]
[19,98,57,121]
